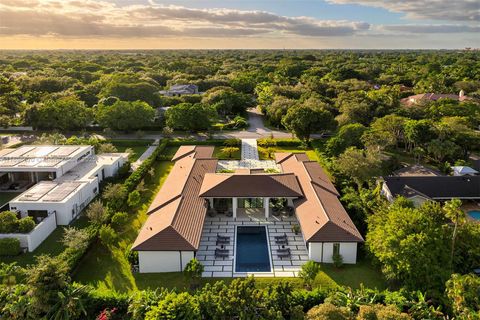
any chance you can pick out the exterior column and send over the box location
[232,197,237,219]
[287,198,294,207]
[264,197,270,219]
[208,198,213,208]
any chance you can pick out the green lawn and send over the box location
[109,140,153,162]
[0,216,89,267]
[213,146,241,160]
[77,258,384,293]
[73,161,174,291]
[258,146,319,162]
[0,192,21,207]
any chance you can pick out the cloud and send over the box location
[382,24,480,33]
[326,0,480,22]
[0,0,370,38]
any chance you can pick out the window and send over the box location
[333,243,340,256]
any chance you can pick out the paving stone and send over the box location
[212,272,233,277]
[204,266,224,272]
[202,271,213,277]
[223,266,233,272]
[274,271,296,277]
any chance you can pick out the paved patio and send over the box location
[217,138,280,171]
[197,215,309,277]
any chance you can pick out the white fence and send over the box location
[0,213,57,252]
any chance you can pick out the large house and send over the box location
[0,145,127,251]
[400,90,472,106]
[132,145,363,274]
[159,84,199,97]
[382,175,480,207]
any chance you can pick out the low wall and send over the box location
[0,213,57,252]
[138,251,194,273]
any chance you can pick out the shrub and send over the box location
[127,190,141,208]
[62,227,90,251]
[0,238,21,256]
[184,259,204,290]
[125,245,139,266]
[332,252,344,268]
[99,225,117,247]
[306,303,351,320]
[17,217,35,233]
[357,304,412,320]
[223,138,241,146]
[111,212,128,229]
[98,143,118,154]
[145,292,199,320]
[102,183,127,211]
[298,261,321,290]
[86,200,106,225]
[0,211,19,233]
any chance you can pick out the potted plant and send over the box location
[291,224,301,235]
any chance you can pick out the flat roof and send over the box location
[0,145,92,170]
[12,181,86,203]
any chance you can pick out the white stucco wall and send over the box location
[138,251,194,273]
[308,242,358,264]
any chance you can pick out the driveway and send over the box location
[213,107,293,139]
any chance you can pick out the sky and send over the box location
[0,0,479,49]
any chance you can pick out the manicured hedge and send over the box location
[106,139,154,147]
[167,139,226,146]
[0,238,21,256]
[124,139,168,192]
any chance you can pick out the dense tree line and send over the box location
[0,50,478,133]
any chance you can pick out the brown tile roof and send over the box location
[171,145,214,161]
[199,173,303,198]
[132,151,217,251]
[277,153,363,243]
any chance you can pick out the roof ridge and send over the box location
[311,180,339,197]
[146,194,182,215]
[299,161,331,223]
[277,153,294,164]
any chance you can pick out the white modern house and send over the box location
[159,84,200,97]
[0,145,128,251]
[132,146,363,275]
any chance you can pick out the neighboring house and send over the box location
[452,166,479,176]
[400,90,472,106]
[132,146,363,273]
[0,145,128,251]
[393,164,442,177]
[382,176,480,207]
[159,84,199,97]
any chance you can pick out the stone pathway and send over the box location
[198,215,309,278]
[216,138,280,171]
[241,139,259,160]
[131,139,159,170]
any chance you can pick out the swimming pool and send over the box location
[235,226,271,272]
[468,210,480,221]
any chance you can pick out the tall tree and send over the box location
[281,104,335,144]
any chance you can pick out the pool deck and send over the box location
[197,215,309,277]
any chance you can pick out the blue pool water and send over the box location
[468,210,480,220]
[235,226,271,272]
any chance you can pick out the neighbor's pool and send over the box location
[235,226,271,272]
[468,210,480,221]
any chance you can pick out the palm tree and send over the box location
[47,284,88,320]
[443,199,466,271]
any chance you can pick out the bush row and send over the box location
[124,139,168,192]
[105,139,154,147]
[0,238,21,256]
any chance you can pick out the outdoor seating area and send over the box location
[197,214,309,277]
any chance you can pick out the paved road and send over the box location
[213,108,294,139]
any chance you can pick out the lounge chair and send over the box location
[217,235,230,243]
[215,248,229,259]
[216,238,230,245]
[277,248,291,259]
[274,233,288,245]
